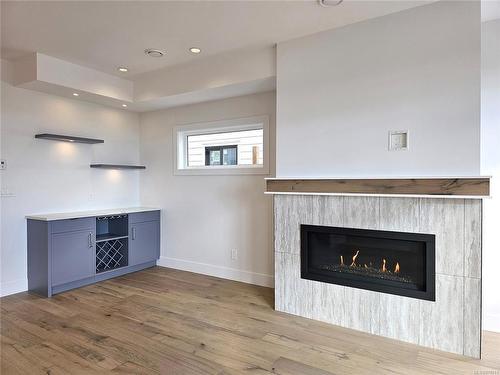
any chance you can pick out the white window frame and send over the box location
[173,115,270,176]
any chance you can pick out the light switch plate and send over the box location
[389,130,409,151]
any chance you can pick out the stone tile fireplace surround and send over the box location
[269,178,488,359]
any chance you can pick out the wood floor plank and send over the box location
[272,357,336,375]
[1,266,499,375]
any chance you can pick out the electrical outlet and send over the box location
[231,249,238,260]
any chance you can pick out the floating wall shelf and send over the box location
[35,133,104,144]
[90,164,146,170]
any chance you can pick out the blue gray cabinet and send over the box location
[52,229,95,286]
[129,211,160,266]
[27,209,160,297]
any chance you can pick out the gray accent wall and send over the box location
[274,195,482,358]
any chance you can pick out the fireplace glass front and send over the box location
[301,225,435,301]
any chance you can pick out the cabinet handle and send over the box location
[132,227,136,240]
[88,232,93,248]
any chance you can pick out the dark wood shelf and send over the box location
[90,164,146,170]
[35,133,104,144]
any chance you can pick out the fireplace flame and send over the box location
[350,250,360,267]
[339,250,402,278]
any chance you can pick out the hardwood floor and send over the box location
[1,267,499,374]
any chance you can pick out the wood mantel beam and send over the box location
[265,178,490,197]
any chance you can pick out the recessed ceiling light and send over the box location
[118,67,128,72]
[72,93,79,97]
[144,48,165,58]
[122,104,127,108]
[189,47,201,54]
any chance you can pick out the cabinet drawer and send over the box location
[51,217,94,234]
[129,210,160,224]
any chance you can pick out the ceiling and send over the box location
[1,0,433,78]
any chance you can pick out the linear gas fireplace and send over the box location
[301,225,435,301]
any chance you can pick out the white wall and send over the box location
[276,0,481,177]
[0,59,141,296]
[481,18,500,333]
[140,92,275,286]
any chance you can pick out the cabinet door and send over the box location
[129,221,160,266]
[51,230,94,286]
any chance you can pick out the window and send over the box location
[174,116,269,175]
[187,129,263,167]
[204,145,238,166]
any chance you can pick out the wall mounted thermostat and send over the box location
[388,130,409,151]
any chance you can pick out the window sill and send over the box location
[174,165,270,176]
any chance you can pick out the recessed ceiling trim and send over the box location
[9,50,274,112]
[13,53,134,103]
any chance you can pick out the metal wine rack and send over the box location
[96,238,126,273]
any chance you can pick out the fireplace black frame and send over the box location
[300,225,435,301]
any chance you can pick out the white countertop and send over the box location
[26,207,160,221]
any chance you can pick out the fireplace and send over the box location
[301,225,435,301]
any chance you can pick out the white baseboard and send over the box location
[0,278,28,297]
[484,313,500,333]
[157,256,274,288]
[0,259,275,297]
